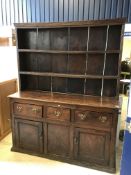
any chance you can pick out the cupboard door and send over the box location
[47,123,70,158]
[14,119,43,153]
[74,128,110,165]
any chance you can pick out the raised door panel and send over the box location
[74,128,110,165]
[14,119,43,153]
[47,123,70,158]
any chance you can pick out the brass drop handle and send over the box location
[54,110,61,117]
[32,108,38,112]
[99,116,107,123]
[54,105,62,117]
[32,108,39,113]
[17,106,22,112]
[78,113,87,120]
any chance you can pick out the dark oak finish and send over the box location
[15,19,125,97]
[9,19,125,173]
[75,110,112,128]
[9,91,119,173]
[47,123,70,157]
[9,91,120,109]
[46,106,70,122]
[13,103,42,118]
[14,18,125,28]
[74,128,110,165]
[14,118,43,153]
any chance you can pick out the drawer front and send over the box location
[13,103,42,118]
[46,105,70,121]
[75,110,112,127]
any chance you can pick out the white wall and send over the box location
[0,46,18,82]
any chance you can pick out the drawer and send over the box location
[75,110,112,127]
[13,103,42,118]
[46,105,70,121]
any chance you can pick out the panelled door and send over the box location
[74,128,110,166]
[46,122,70,158]
[14,118,43,153]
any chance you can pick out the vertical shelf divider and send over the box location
[16,28,21,91]
[36,27,39,90]
[66,27,70,93]
[101,25,109,97]
[84,26,90,95]
[49,28,53,93]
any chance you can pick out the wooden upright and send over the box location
[0,79,17,140]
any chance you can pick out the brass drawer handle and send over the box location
[99,116,107,123]
[32,108,39,113]
[54,105,62,117]
[17,106,23,112]
[54,110,61,117]
[78,113,86,120]
[32,108,38,112]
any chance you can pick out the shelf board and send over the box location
[14,18,125,28]
[18,49,86,54]
[19,71,119,79]
[106,50,120,53]
[18,49,120,54]
[20,71,87,78]
[87,50,120,54]
[121,71,130,75]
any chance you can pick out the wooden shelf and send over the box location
[14,18,126,28]
[19,71,118,79]
[18,49,120,54]
[9,91,119,109]
[17,19,125,97]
